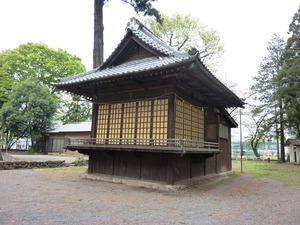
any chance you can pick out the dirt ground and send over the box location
[0,166,299,225]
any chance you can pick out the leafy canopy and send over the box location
[249,34,286,158]
[57,94,92,124]
[144,13,224,71]
[277,5,300,137]
[0,42,90,125]
[120,0,161,23]
[0,77,57,148]
[252,34,285,104]
[0,42,86,90]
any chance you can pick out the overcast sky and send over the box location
[0,0,299,92]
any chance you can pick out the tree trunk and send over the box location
[253,148,260,158]
[279,100,285,162]
[251,138,260,158]
[93,0,104,69]
[0,151,3,161]
[275,107,280,162]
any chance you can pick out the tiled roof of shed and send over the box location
[285,139,300,146]
[46,121,91,134]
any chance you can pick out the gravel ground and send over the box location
[0,167,299,225]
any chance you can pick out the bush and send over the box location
[72,158,88,166]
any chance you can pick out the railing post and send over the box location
[150,138,154,146]
[180,139,186,150]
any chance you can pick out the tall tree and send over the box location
[0,43,90,128]
[278,5,300,138]
[251,34,285,161]
[145,13,224,71]
[0,77,57,151]
[93,0,161,68]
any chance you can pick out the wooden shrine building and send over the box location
[56,18,244,186]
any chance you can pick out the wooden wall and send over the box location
[46,132,90,152]
[88,151,216,185]
[86,81,234,185]
[205,138,232,174]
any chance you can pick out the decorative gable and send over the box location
[105,38,159,67]
[101,17,185,69]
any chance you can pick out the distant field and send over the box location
[232,160,300,186]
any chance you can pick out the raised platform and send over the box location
[66,138,220,155]
[82,171,234,191]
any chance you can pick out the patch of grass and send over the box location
[232,160,300,186]
[37,166,88,173]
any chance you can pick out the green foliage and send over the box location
[120,0,161,23]
[0,73,14,108]
[277,6,300,137]
[0,77,57,149]
[27,147,39,155]
[144,13,224,71]
[252,34,285,104]
[249,34,285,157]
[0,42,86,90]
[0,42,91,130]
[58,94,92,124]
[0,53,16,107]
[72,157,89,166]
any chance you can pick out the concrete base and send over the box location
[82,171,234,191]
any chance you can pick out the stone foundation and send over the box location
[0,160,65,170]
[82,171,235,191]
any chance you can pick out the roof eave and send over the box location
[193,58,245,108]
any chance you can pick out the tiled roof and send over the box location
[127,17,187,57]
[56,17,191,87]
[46,121,91,134]
[57,56,191,86]
[55,17,244,108]
[285,139,300,146]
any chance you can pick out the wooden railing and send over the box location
[67,138,219,152]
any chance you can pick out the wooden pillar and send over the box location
[150,100,154,145]
[166,93,176,184]
[167,93,176,142]
[88,152,94,174]
[166,154,175,185]
[119,104,125,144]
[134,102,139,144]
[91,103,98,139]
[106,104,112,143]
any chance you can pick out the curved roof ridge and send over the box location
[57,69,97,83]
[127,17,188,57]
[100,17,189,70]
[56,56,192,86]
